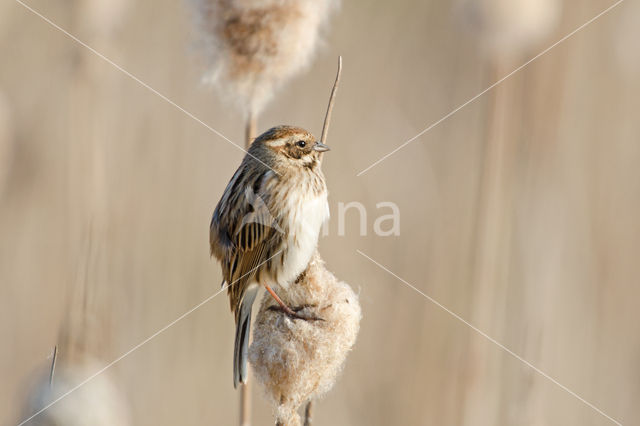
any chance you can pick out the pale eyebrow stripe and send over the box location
[266,138,287,147]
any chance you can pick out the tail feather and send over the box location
[233,286,259,388]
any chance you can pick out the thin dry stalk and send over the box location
[464,58,519,423]
[240,383,251,426]
[303,400,313,426]
[48,346,58,389]
[0,91,13,194]
[320,56,342,144]
[245,110,257,147]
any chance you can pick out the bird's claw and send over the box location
[268,304,324,322]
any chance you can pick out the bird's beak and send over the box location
[313,142,330,152]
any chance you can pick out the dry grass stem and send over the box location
[0,91,13,194]
[48,346,58,390]
[303,400,313,426]
[245,110,257,147]
[320,56,342,144]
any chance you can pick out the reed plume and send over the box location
[21,355,131,426]
[249,253,361,426]
[455,0,560,55]
[188,0,338,116]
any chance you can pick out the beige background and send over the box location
[1,0,639,425]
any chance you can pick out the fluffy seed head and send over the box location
[249,252,361,425]
[21,357,131,426]
[188,0,338,114]
[455,0,560,55]
[250,125,330,170]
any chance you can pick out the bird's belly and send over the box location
[277,193,329,287]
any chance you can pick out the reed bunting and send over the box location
[210,125,330,387]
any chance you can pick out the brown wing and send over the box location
[210,166,282,313]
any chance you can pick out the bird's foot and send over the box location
[268,304,324,322]
[291,304,324,321]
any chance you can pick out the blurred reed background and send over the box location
[2,0,640,425]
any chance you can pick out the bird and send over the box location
[210,125,330,388]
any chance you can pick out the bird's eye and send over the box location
[296,140,306,148]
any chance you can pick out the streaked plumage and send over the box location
[210,125,330,387]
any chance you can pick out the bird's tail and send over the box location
[233,285,259,388]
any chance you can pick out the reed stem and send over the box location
[49,345,58,389]
[245,109,257,148]
[303,400,313,426]
[320,57,342,144]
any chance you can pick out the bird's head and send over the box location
[250,125,330,170]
